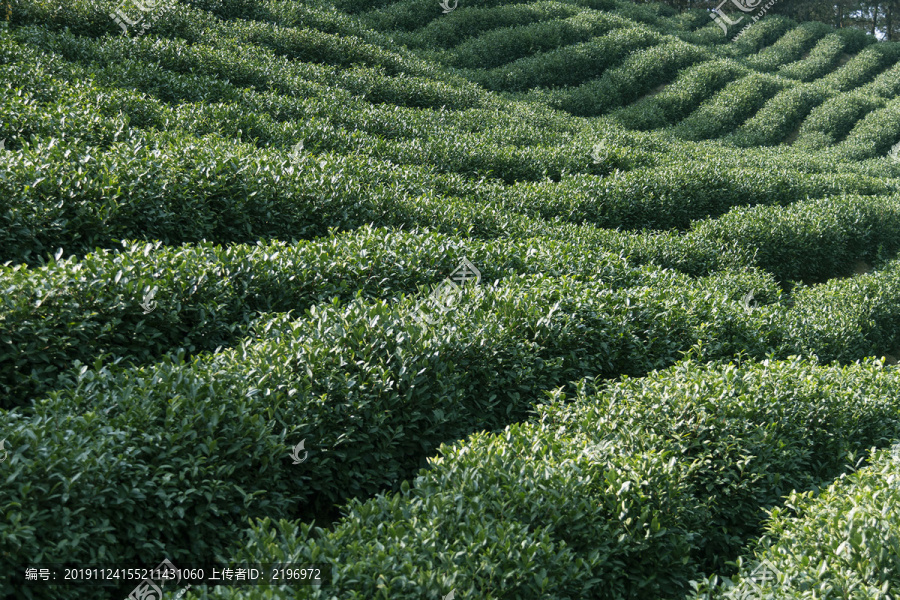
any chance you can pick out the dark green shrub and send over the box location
[207,357,900,600]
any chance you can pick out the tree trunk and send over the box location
[889,1,896,41]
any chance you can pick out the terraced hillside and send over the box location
[3,0,900,598]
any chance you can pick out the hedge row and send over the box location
[727,81,831,147]
[443,10,627,69]
[530,38,710,116]
[777,33,847,82]
[673,73,788,141]
[493,161,899,231]
[728,14,796,56]
[837,95,900,161]
[461,25,662,92]
[611,58,748,130]
[206,357,900,600]
[394,1,585,49]
[690,444,900,599]
[0,226,654,410]
[6,186,900,410]
[791,91,883,149]
[820,43,900,91]
[744,21,834,72]
[0,132,394,264]
[0,266,781,599]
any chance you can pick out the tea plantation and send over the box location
[3,0,900,598]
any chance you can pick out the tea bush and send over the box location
[207,357,900,600]
[690,444,900,599]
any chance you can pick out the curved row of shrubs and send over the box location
[726,81,830,147]
[673,73,788,141]
[12,245,900,598]
[611,58,748,130]
[0,226,654,410]
[744,21,834,73]
[0,265,781,599]
[459,25,663,92]
[6,186,900,411]
[777,33,848,82]
[528,38,710,116]
[494,161,900,230]
[440,9,627,69]
[690,444,900,599]
[203,356,900,600]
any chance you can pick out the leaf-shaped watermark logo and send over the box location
[290,439,308,464]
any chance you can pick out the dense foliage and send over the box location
[3,0,900,598]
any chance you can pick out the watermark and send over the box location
[0,139,5,151]
[591,141,608,165]
[173,584,191,599]
[710,0,781,40]
[0,439,8,463]
[741,291,758,313]
[439,0,457,13]
[413,258,481,327]
[140,288,158,314]
[290,439,308,464]
[443,590,455,600]
[125,557,180,600]
[109,0,170,36]
[289,141,304,163]
[741,559,783,598]
[889,141,900,163]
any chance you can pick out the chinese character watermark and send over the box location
[439,0,457,14]
[413,258,480,327]
[740,559,783,599]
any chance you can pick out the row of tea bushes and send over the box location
[491,161,899,231]
[776,33,848,82]
[0,132,398,264]
[7,186,900,411]
[0,267,781,599]
[690,444,900,599]
[460,25,662,92]
[791,91,883,149]
[0,227,655,410]
[528,38,710,116]
[819,43,900,91]
[441,9,628,69]
[392,1,585,49]
[836,96,900,161]
[726,82,830,147]
[744,21,834,73]
[206,357,900,600]
[672,73,788,141]
[727,14,795,56]
[611,58,748,130]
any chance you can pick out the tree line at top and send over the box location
[634,0,900,41]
